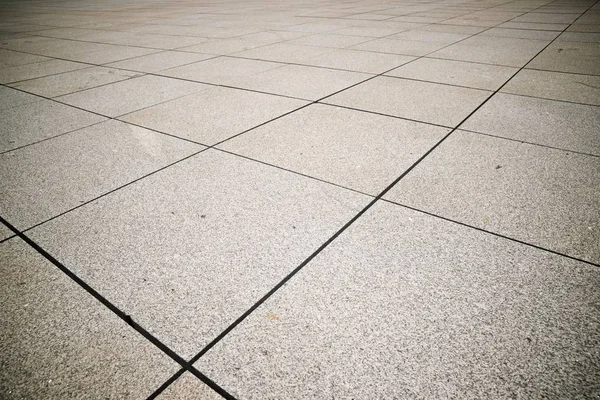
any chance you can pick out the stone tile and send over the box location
[325,76,490,127]
[388,29,470,43]
[156,373,222,400]
[0,100,105,152]
[0,119,201,230]
[462,93,600,155]
[120,86,307,145]
[528,42,600,75]
[68,45,161,64]
[233,64,369,100]
[497,21,568,31]
[9,66,141,98]
[302,49,414,74]
[105,51,215,73]
[387,57,517,90]
[385,131,600,263]
[431,35,550,67]
[350,38,447,56]
[285,33,372,49]
[0,59,89,84]
[0,48,50,67]
[0,223,13,241]
[418,24,487,34]
[233,43,333,63]
[0,86,42,111]
[178,38,270,55]
[197,201,600,399]
[56,75,208,117]
[218,104,449,194]
[329,25,408,37]
[160,56,283,86]
[502,69,600,105]
[480,27,560,40]
[28,149,370,359]
[0,238,178,399]
[512,12,579,24]
[557,32,600,43]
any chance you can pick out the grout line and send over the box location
[382,199,600,267]
[0,215,237,400]
[459,128,600,158]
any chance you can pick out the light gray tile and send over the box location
[285,33,372,49]
[28,149,370,359]
[0,86,42,111]
[0,59,89,84]
[431,36,550,67]
[462,93,600,154]
[232,64,370,100]
[0,119,201,229]
[303,49,414,74]
[161,56,283,85]
[385,131,600,263]
[480,28,560,40]
[512,12,579,24]
[0,100,106,152]
[0,48,50,67]
[9,66,141,98]
[197,201,600,399]
[528,42,600,75]
[106,51,215,73]
[68,45,161,64]
[350,38,447,56]
[156,373,222,400]
[178,38,271,55]
[388,29,470,43]
[325,76,490,127]
[387,57,517,90]
[497,21,568,31]
[0,238,178,399]
[0,223,13,241]
[219,104,448,194]
[56,75,208,117]
[120,86,307,145]
[330,25,408,37]
[233,43,333,63]
[557,32,600,43]
[502,69,600,105]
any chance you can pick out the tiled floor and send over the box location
[1,0,599,399]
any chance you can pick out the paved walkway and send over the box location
[1,0,599,398]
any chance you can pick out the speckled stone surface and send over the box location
[0,119,202,230]
[0,238,178,399]
[461,93,600,155]
[385,130,600,263]
[325,75,491,127]
[56,74,209,117]
[0,99,106,152]
[196,201,600,399]
[120,86,307,145]
[156,373,223,400]
[219,103,449,195]
[2,0,599,397]
[28,149,370,358]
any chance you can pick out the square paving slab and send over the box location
[27,149,370,359]
[325,76,491,127]
[196,201,600,399]
[120,86,307,145]
[218,103,449,195]
[56,74,209,117]
[385,130,600,264]
[0,119,202,230]
[0,99,106,152]
[461,92,600,155]
[0,237,178,399]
